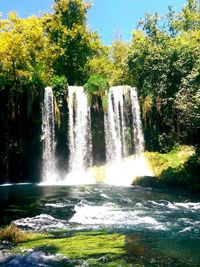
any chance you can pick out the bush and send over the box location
[84,75,109,96]
[0,223,27,243]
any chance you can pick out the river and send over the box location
[0,184,200,266]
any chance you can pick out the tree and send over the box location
[0,12,53,89]
[86,38,130,87]
[127,0,200,151]
[110,39,130,85]
[44,0,102,85]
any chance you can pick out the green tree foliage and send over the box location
[0,12,56,183]
[86,45,113,80]
[110,39,131,85]
[86,38,131,86]
[50,75,68,106]
[84,75,109,96]
[127,0,200,151]
[84,74,109,110]
[45,0,103,85]
[0,12,53,89]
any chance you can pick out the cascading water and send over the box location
[104,86,152,185]
[41,87,56,183]
[104,86,129,163]
[41,85,150,185]
[67,86,93,184]
[131,88,144,155]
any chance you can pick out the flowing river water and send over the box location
[0,184,200,266]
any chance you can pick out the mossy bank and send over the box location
[136,146,200,192]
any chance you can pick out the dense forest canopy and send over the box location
[0,0,199,183]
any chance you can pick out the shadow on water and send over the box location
[0,184,74,226]
[124,231,199,267]
[133,175,200,199]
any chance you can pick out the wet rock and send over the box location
[0,251,82,267]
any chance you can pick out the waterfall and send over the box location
[40,85,150,186]
[41,87,56,183]
[104,86,152,185]
[104,86,129,163]
[67,86,93,184]
[131,88,144,155]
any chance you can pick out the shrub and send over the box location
[0,223,27,243]
[84,75,109,96]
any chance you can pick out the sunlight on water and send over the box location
[12,184,200,235]
[105,154,153,186]
[39,169,95,186]
[39,172,59,186]
[1,185,200,266]
[39,155,152,186]
[0,183,31,187]
[63,169,95,185]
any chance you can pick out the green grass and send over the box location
[1,226,145,266]
[14,230,125,260]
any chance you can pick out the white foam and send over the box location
[63,169,95,185]
[45,203,68,208]
[38,169,95,186]
[69,203,165,230]
[147,200,200,211]
[174,202,200,210]
[100,193,111,199]
[1,251,66,267]
[14,214,67,231]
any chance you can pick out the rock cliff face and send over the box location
[0,86,43,184]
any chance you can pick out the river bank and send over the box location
[133,146,200,193]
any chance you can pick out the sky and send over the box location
[0,0,187,44]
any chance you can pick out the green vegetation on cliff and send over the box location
[144,146,200,192]
[127,0,200,151]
